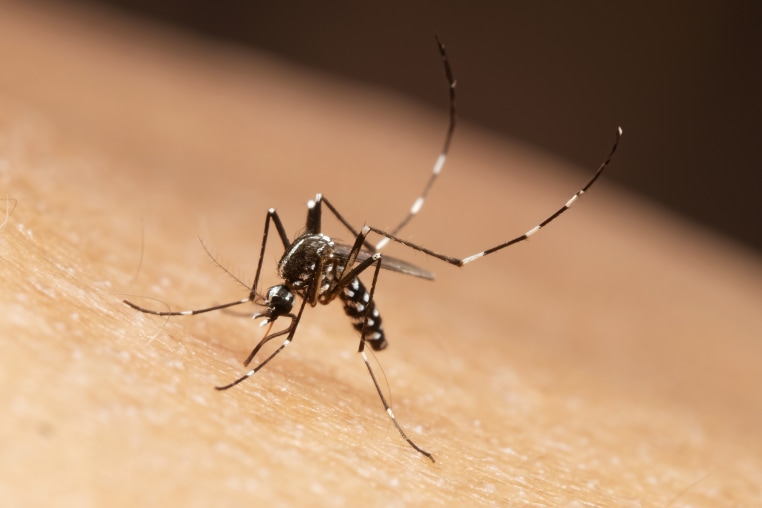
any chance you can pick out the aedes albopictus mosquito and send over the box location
[124,37,622,462]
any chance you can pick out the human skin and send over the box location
[1,3,761,507]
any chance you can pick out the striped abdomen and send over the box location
[340,277,386,350]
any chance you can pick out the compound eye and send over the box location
[267,285,295,316]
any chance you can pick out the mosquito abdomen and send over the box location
[340,277,386,350]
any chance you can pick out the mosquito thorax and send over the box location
[278,233,335,289]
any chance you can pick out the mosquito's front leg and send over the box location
[215,296,309,391]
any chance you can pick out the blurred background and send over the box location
[53,0,762,253]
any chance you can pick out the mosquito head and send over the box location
[263,284,295,319]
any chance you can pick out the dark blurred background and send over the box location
[68,0,761,253]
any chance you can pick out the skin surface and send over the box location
[1,2,761,506]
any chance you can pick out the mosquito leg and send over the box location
[355,256,434,461]
[375,36,457,251]
[216,296,309,390]
[320,37,457,254]
[123,297,252,316]
[361,349,435,462]
[242,316,296,366]
[322,227,384,297]
[319,195,377,252]
[251,208,291,295]
[366,126,623,266]
[124,207,292,316]
[333,222,371,281]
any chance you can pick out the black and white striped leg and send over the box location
[313,35,456,255]
[123,207,292,317]
[215,294,309,390]
[376,36,457,251]
[361,348,434,461]
[314,226,433,459]
[359,255,435,461]
[242,314,297,366]
[123,296,254,317]
[368,126,623,266]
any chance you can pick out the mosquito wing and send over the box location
[333,243,434,281]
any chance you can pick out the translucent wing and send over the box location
[333,243,434,281]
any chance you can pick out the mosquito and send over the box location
[124,37,622,462]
